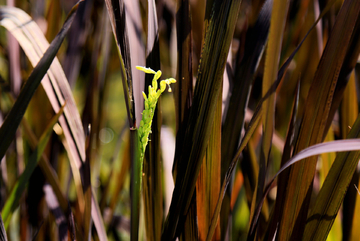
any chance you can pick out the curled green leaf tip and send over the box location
[136,66,176,160]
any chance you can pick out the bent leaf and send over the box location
[0,3,81,161]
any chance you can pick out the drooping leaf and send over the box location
[0,7,90,229]
[303,112,360,240]
[0,3,81,161]
[275,0,360,239]
[250,138,360,236]
[0,4,86,168]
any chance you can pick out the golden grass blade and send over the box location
[303,113,360,239]
[341,71,360,239]
[349,182,360,239]
[182,198,198,240]
[260,0,289,175]
[265,79,300,238]
[318,129,341,240]
[249,139,360,236]
[197,86,221,241]
[162,0,242,239]
[276,0,360,238]
[215,0,344,232]
[250,0,290,237]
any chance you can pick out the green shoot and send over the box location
[136,65,176,166]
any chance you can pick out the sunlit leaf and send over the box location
[162,0,242,239]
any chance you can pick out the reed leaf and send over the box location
[1,105,64,225]
[303,113,360,239]
[276,0,360,238]
[0,3,80,161]
[162,0,242,239]
[196,84,221,241]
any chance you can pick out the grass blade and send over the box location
[210,0,341,235]
[250,138,360,236]
[162,1,242,239]
[104,0,135,128]
[220,0,271,236]
[275,0,360,238]
[341,72,360,239]
[104,1,139,240]
[130,129,140,241]
[197,85,221,241]
[250,0,290,237]
[0,215,7,241]
[1,105,64,224]
[0,4,86,168]
[174,0,193,172]
[43,184,70,241]
[124,0,145,128]
[91,188,108,241]
[266,79,301,239]
[303,113,360,239]
[0,2,80,161]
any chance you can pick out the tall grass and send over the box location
[1,0,360,240]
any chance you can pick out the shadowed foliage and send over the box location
[1,0,360,240]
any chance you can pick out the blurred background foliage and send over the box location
[0,0,360,240]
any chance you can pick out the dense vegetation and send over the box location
[1,0,360,240]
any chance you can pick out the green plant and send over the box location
[1,0,360,240]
